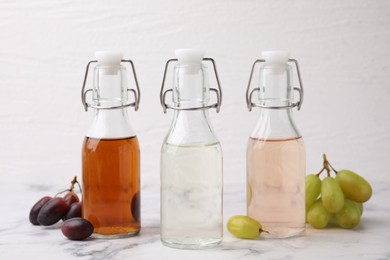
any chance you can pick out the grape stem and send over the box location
[55,176,82,197]
[328,162,338,174]
[323,154,331,177]
[72,176,83,194]
[316,167,326,177]
[260,228,269,234]
[315,154,339,178]
[323,153,339,175]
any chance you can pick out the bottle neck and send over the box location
[164,60,218,145]
[93,64,128,109]
[86,108,135,139]
[164,109,218,145]
[87,62,135,139]
[173,63,209,109]
[251,108,301,140]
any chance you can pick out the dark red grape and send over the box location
[61,218,93,240]
[63,191,80,206]
[131,192,140,223]
[37,197,70,226]
[63,202,82,221]
[29,196,52,225]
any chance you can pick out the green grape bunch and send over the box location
[305,154,372,229]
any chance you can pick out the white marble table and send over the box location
[1,181,389,260]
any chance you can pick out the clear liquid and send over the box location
[161,142,223,249]
[247,137,305,238]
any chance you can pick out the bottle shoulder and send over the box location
[250,109,302,140]
[163,130,220,146]
[161,141,222,159]
[86,109,136,139]
[163,111,220,146]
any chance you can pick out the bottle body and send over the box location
[160,110,223,249]
[161,141,223,248]
[247,135,305,237]
[82,135,140,237]
[82,109,140,238]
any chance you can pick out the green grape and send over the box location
[247,182,252,207]
[336,170,372,203]
[307,199,330,229]
[227,215,265,239]
[349,200,363,216]
[321,177,344,213]
[335,199,361,229]
[356,202,363,216]
[305,174,321,210]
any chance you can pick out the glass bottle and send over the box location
[80,51,141,238]
[246,51,305,238]
[160,49,223,249]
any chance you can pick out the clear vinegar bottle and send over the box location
[245,51,306,238]
[159,49,223,249]
[80,51,141,238]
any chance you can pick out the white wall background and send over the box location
[1,0,389,191]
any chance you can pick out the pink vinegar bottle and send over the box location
[245,51,306,238]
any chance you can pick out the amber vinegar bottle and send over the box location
[80,51,141,238]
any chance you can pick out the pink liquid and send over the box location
[247,137,305,238]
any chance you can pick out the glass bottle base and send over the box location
[91,230,140,239]
[161,237,222,249]
[261,226,305,238]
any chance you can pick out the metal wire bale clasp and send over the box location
[81,60,141,111]
[246,59,304,111]
[160,58,222,113]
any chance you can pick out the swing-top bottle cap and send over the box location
[95,51,123,75]
[175,48,204,73]
[261,51,290,74]
[261,50,289,65]
[95,51,123,64]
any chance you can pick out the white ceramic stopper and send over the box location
[175,48,204,65]
[95,51,123,64]
[261,50,290,64]
[95,51,123,75]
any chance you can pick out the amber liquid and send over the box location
[82,136,140,237]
